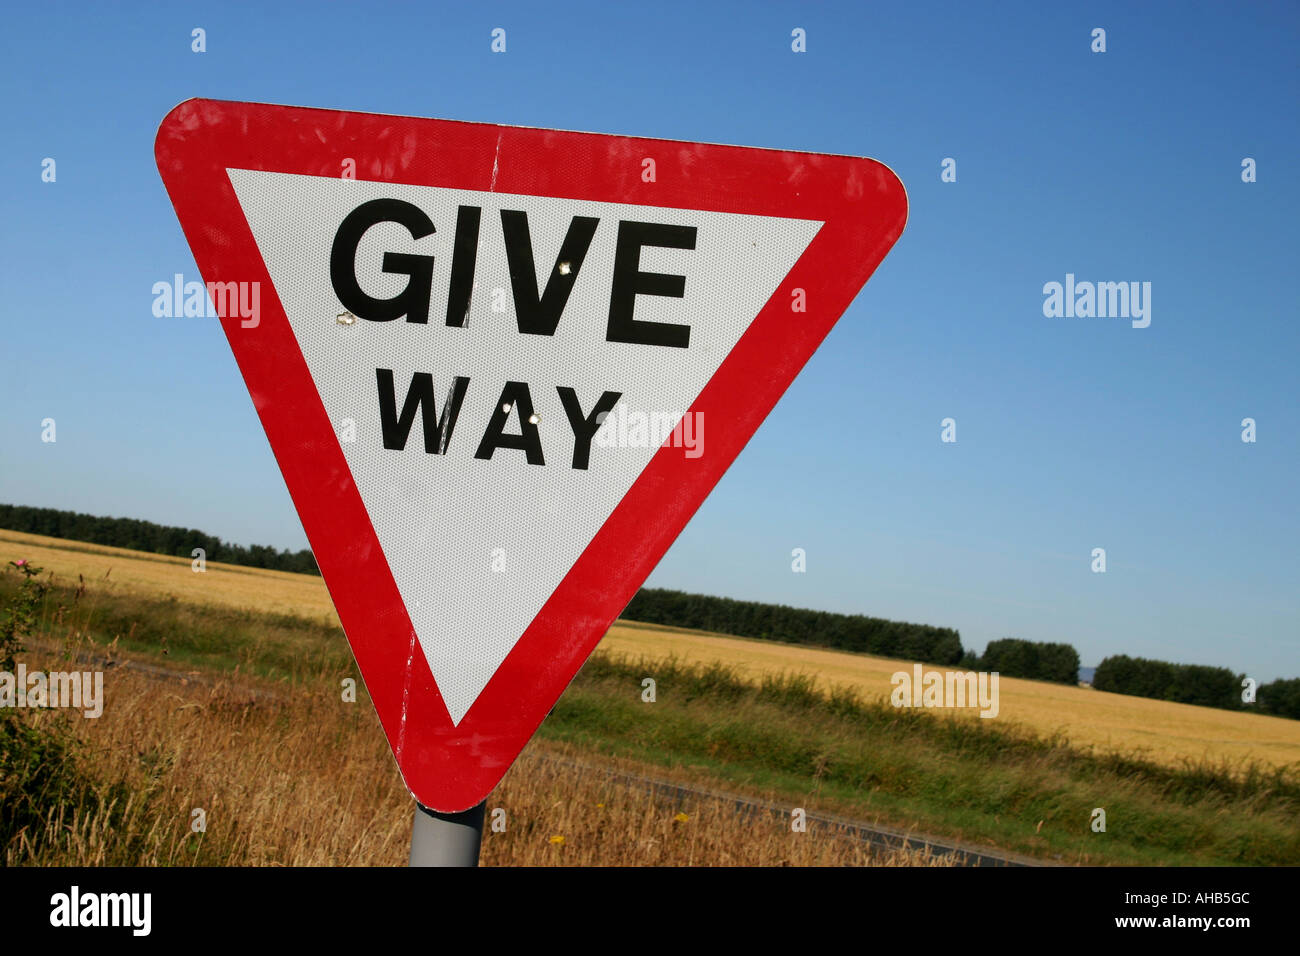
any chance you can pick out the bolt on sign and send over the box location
[155,99,907,811]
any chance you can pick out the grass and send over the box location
[3,566,1298,865]
[0,566,349,683]
[549,654,1300,865]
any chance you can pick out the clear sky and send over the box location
[1,2,1296,680]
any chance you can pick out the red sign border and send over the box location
[155,98,907,811]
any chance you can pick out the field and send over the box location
[0,529,337,622]
[6,526,1298,773]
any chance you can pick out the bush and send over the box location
[1259,678,1300,720]
[1094,655,1245,711]
[1038,642,1083,684]
[0,716,88,854]
[978,638,1080,684]
[1,560,47,673]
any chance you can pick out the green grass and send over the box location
[548,655,1300,864]
[0,573,350,683]
[7,574,1298,865]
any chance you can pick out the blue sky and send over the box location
[1,2,1296,680]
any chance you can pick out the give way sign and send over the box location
[154,99,907,811]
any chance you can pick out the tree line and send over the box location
[622,587,965,664]
[1093,654,1300,719]
[960,638,1080,685]
[622,591,1095,685]
[0,503,319,575]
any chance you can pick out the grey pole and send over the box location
[409,800,486,866]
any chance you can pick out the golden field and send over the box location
[5,526,1298,773]
[0,528,339,623]
[603,621,1300,772]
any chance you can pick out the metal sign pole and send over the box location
[409,800,486,866]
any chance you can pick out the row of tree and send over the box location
[1255,678,1300,720]
[959,638,1081,684]
[0,504,319,576]
[1092,654,1300,718]
[626,590,1095,686]
[621,588,965,664]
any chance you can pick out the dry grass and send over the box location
[5,653,949,866]
[6,526,1298,774]
[481,752,955,867]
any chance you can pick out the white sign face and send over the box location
[159,100,906,809]
[230,169,821,723]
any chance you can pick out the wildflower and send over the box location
[548,835,565,846]
[673,812,689,823]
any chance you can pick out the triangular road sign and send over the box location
[155,99,907,811]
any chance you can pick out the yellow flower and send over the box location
[673,812,689,823]
[549,835,565,846]
[595,803,605,809]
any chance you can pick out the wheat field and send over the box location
[0,528,339,623]
[4,526,1298,772]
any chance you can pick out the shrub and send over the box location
[979,638,1080,684]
